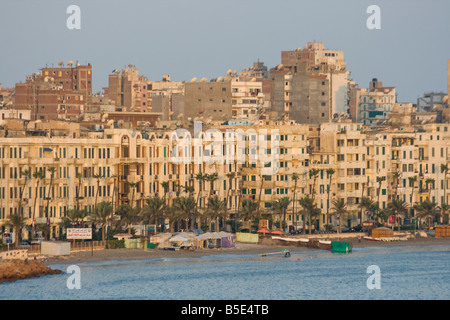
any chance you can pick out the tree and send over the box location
[7,212,26,248]
[291,173,300,231]
[331,199,347,234]
[205,196,226,231]
[299,197,321,235]
[414,200,439,229]
[408,176,418,217]
[272,197,290,231]
[75,172,83,210]
[117,204,141,234]
[438,203,450,225]
[441,164,449,206]
[93,173,103,209]
[91,201,114,241]
[239,199,259,227]
[194,173,206,209]
[376,176,384,208]
[309,169,320,201]
[225,172,236,211]
[31,170,44,237]
[173,196,197,231]
[387,199,408,231]
[391,172,401,199]
[325,168,335,229]
[63,208,86,228]
[18,169,31,217]
[425,178,435,200]
[45,166,57,219]
[142,196,166,232]
[161,181,170,206]
[359,197,374,223]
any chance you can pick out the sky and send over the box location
[0,0,449,103]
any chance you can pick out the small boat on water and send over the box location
[261,249,291,258]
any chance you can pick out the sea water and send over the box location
[2,244,450,300]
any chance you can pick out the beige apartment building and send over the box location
[1,117,450,238]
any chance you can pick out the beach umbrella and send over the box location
[113,233,133,239]
[271,230,287,235]
[257,228,272,234]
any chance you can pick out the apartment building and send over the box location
[353,78,396,125]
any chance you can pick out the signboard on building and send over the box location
[147,225,157,236]
[388,215,396,225]
[259,220,269,229]
[67,228,92,240]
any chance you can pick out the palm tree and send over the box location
[441,164,449,205]
[18,169,31,216]
[205,196,226,231]
[45,166,57,219]
[425,178,435,200]
[437,203,450,225]
[161,181,170,206]
[128,181,138,208]
[225,172,236,211]
[93,173,103,209]
[142,196,166,232]
[359,197,374,223]
[7,212,26,248]
[117,204,141,234]
[331,199,347,234]
[299,197,321,235]
[31,170,44,237]
[206,173,219,196]
[387,199,409,231]
[272,197,290,231]
[63,208,86,228]
[257,174,266,218]
[75,172,83,210]
[194,172,206,209]
[173,196,197,231]
[239,199,259,228]
[376,176,384,208]
[325,168,335,229]
[291,173,300,231]
[391,172,401,199]
[414,199,439,229]
[91,201,113,241]
[309,169,320,201]
[408,176,418,218]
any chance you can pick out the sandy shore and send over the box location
[0,260,61,283]
[41,236,450,267]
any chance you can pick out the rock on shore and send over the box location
[0,260,61,283]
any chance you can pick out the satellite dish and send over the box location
[190,77,197,82]
[250,77,256,82]
[128,63,134,67]
[67,61,74,67]
[200,77,207,82]
[169,111,174,116]
[112,69,120,74]
[58,61,64,66]
[102,113,109,119]
[277,64,284,70]
[107,120,114,126]
[232,70,237,76]
[227,69,232,76]
[217,77,223,82]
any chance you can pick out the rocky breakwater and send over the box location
[0,259,62,283]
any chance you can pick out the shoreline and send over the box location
[42,236,450,267]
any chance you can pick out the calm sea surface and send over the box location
[2,244,450,300]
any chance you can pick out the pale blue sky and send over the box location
[0,0,449,102]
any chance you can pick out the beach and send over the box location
[41,235,450,266]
